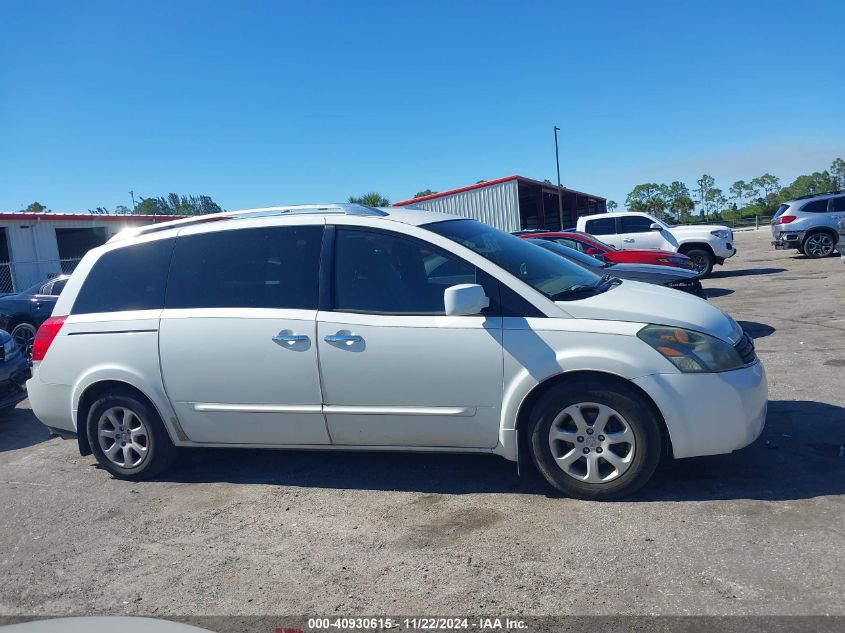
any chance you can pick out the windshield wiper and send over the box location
[551,274,621,301]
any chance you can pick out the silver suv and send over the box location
[771,191,845,258]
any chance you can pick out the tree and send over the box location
[414,189,436,198]
[348,192,390,207]
[606,200,618,211]
[694,175,716,218]
[661,181,694,221]
[114,205,131,215]
[729,180,750,211]
[831,158,845,190]
[134,193,224,215]
[22,202,48,213]
[625,183,667,218]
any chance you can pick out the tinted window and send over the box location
[584,217,616,235]
[49,279,67,296]
[72,239,174,314]
[527,239,606,269]
[550,237,583,251]
[334,228,479,315]
[427,220,601,300]
[619,215,656,233]
[167,226,322,309]
[831,196,845,212]
[801,199,829,213]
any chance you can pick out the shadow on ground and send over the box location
[144,400,845,503]
[703,288,734,298]
[737,320,776,339]
[0,406,51,453]
[709,267,787,279]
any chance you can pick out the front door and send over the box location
[159,222,331,445]
[317,227,504,448]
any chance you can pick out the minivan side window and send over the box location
[584,217,616,235]
[72,239,175,314]
[333,228,479,315]
[619,215,656,233]
[166,226,323,310]
[801,199,830,213]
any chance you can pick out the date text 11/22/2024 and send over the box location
[303,617,528,630]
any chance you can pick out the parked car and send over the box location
[514,230,696,270]
[27,204,766,500]
[575,212,736,277]
[0,328,31,415]
[771,191,845,258]
[523,239,704,297]
[0,276,70,359]
[838,218,845,264]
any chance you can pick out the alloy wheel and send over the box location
[805,233,834,258]
[547,402,636,483]
[11,323,37,360]
[97,406,150,469]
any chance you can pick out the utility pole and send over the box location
[129,190,136,213]
[553,126,564,229]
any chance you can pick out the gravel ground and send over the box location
[1,229,843,619]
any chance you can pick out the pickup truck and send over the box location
[576,212,736,277]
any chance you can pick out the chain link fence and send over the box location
[0,258,82,294]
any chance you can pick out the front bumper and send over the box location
[633,361,767,459]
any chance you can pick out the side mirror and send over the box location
[444,284,490,316]
[584,247,601,255]
[650,223,664,231]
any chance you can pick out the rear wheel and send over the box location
[10,322,37,359]
[87,389,176,480]
[802,232,835,258]
[683,248,714,278]
[528,380,662,499]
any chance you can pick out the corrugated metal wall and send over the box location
[405,179,520,232]
[1,218,133,290]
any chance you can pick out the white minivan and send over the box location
[27,205,767,499]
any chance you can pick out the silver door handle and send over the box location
[622,238,635,243]
[324,334,363,344]
[273,333,309,346]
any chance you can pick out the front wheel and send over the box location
[10,322,37,359]
[87,389,177,480]
[683,248,714,278]
[802,232,835,258]
[528,380,662,500]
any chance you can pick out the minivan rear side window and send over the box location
[831,196,845,212]
[166,226,322,310]
[72,239,174,314]
[584,217,616,235]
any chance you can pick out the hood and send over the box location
[607,262,698,280]
[561,280,742,343]
[668,224,731,237]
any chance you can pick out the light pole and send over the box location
[553,126,564,229]
[129,190,136,213]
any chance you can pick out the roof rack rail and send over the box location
[113,204,388,241]
[792,189,843,200]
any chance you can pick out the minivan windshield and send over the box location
[426,219,605,300]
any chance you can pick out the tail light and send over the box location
[31,316,67,362]
[775,215,796,225]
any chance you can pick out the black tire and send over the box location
[683,247,714,278]
[528,379,662,500]
[802,231,836,259]
[86,388,176,480]
[10,321,37,359]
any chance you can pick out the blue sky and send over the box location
[2,0,843,212]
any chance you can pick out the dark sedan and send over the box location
[524,239,704,297]
[0,328,30,414]
[0,275,69,358]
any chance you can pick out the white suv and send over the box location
[576,212,736,277]
[27,204,767,499]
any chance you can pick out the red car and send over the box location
[515,230,696,270]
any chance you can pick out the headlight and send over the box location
[710,230,729,239]
[637,325,745,373]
